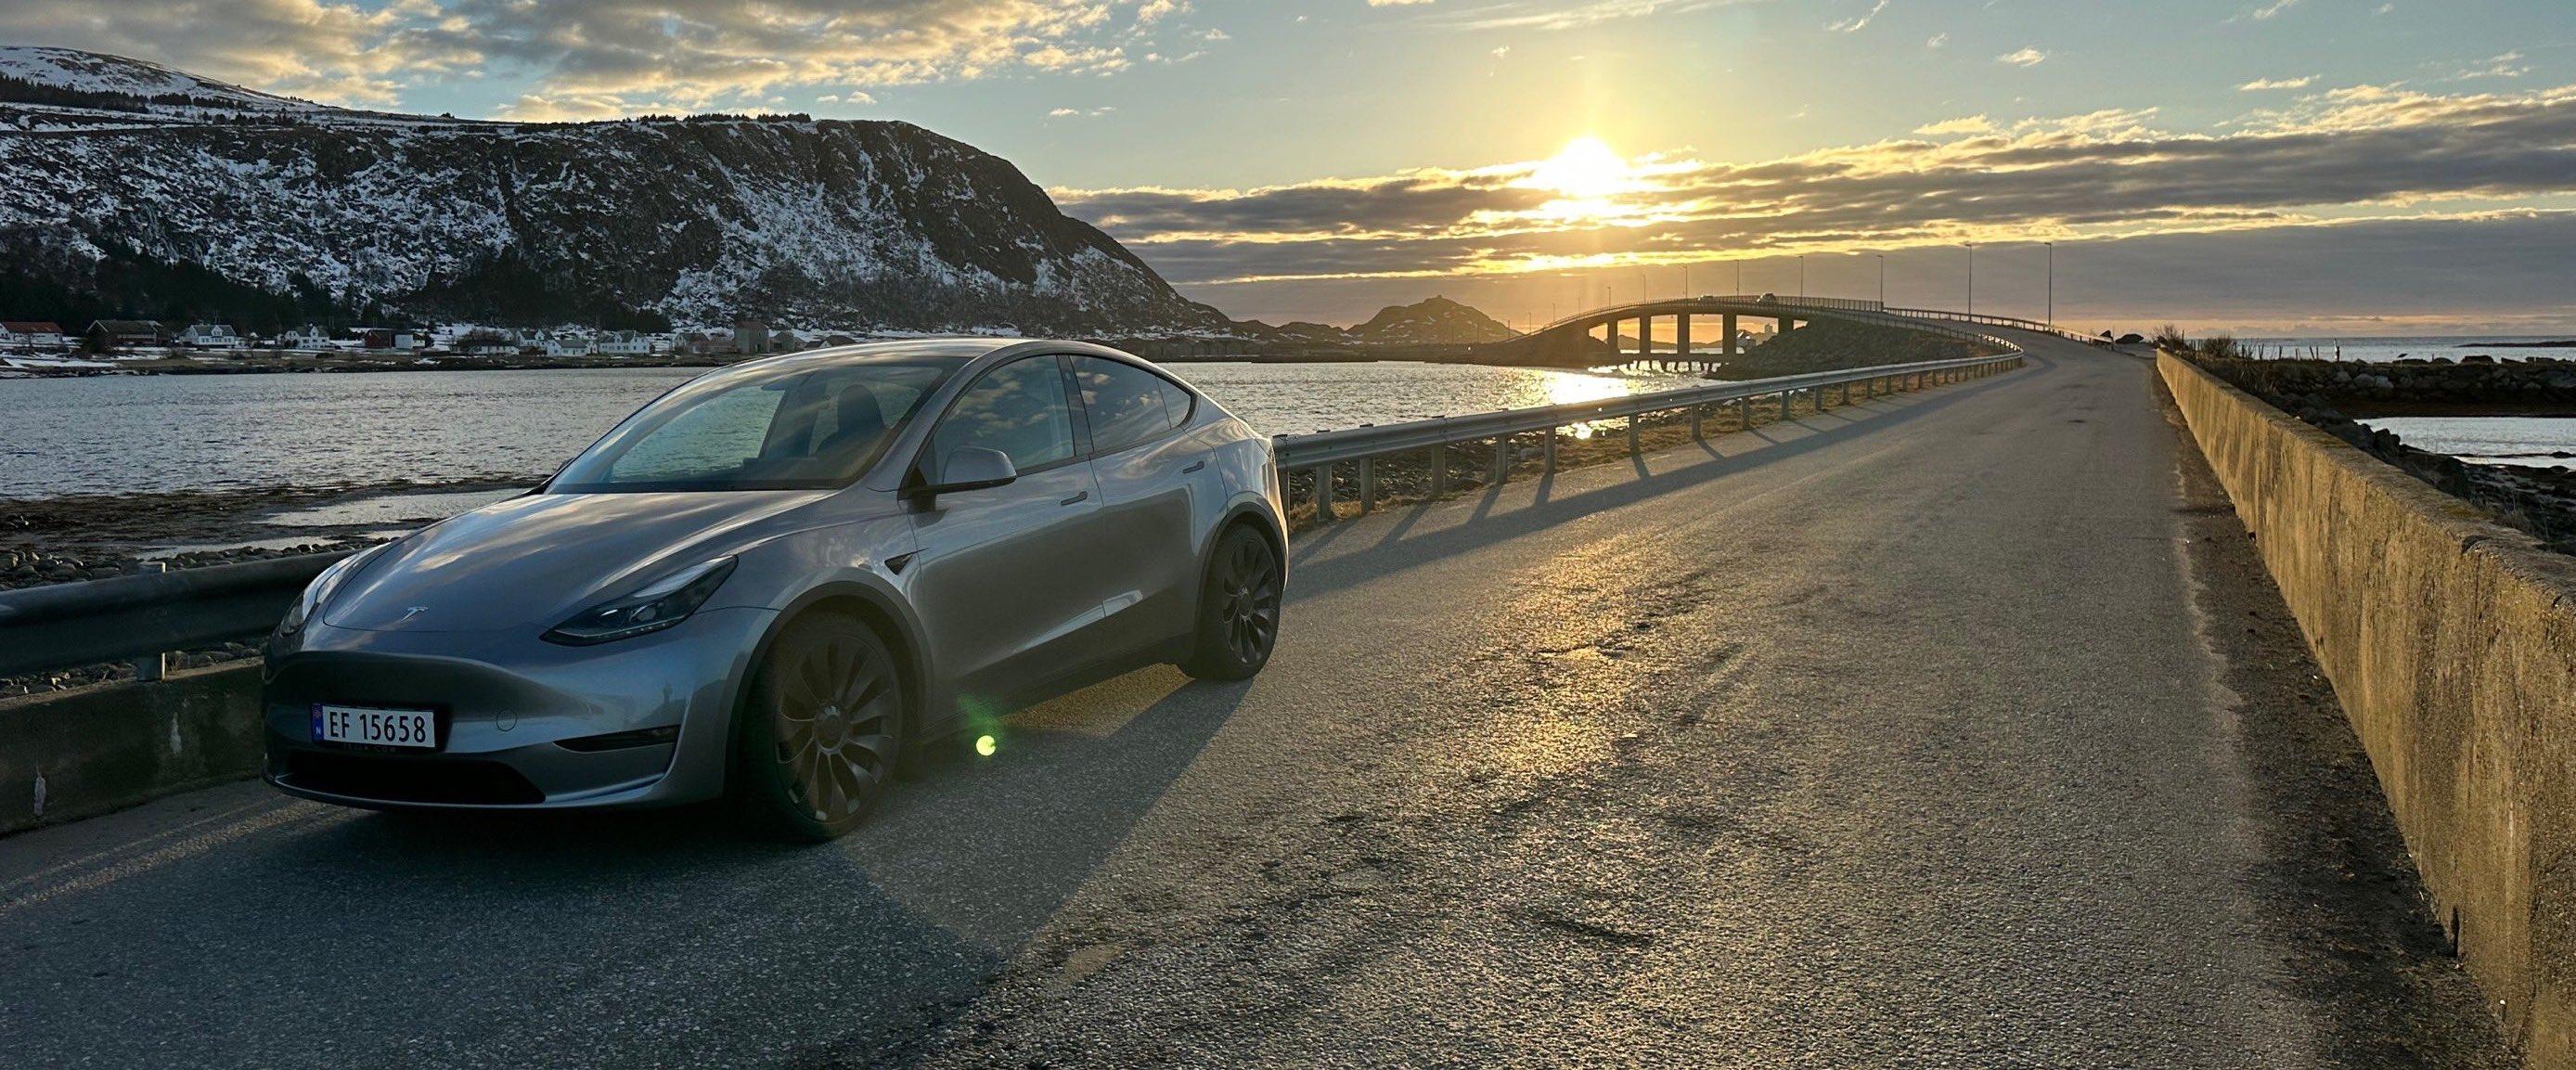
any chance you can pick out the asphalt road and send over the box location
[0,333,2515,1068]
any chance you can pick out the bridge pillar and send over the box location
[1677,314,1692,367]
[1722,313,1739,356]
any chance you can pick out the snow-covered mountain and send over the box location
[0,47,1229,335]
[0,45,326,115]
[1347,296,1517,344]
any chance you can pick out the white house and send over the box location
[278,325,331,349]
[175,323,245,349]
[528,330,593,357]
[594,330,653,356]
[0,321,66,350]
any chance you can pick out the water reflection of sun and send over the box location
[1535,369,1643,439]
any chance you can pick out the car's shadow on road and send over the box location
[66,664,1256,1066]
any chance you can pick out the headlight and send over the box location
[277,545,386,636]
[542,557,737,646]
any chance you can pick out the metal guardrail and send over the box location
[1272,349,2026,518]
[0,325,2031,682]
[0,549,350,678]
[1882,306,2099,343]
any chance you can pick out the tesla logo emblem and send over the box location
[398,606,430,623]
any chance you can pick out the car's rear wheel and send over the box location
[734,613,908,842]
[1180,525,1282,681]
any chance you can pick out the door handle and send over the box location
[1060,491,1089,506]
[1181,460,1206,473]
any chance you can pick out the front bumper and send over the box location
[260,606,775,811]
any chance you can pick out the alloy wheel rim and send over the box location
[1221,538,1281,664]
[774,635,897,821]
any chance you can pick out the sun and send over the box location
[1527,136,1637,200]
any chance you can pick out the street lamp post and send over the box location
[2045,241,2056,327]
[1798,254,1807,301]
[1875,253,1886,306]
[1965,242,1977,316]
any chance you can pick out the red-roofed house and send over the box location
[0,321,65,350]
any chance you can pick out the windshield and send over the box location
[549,359,955,492]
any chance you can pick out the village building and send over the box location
[593,330,654,356]
[278,324,332,350]
[356,328,418,351]
[0,321,67,350]
[174,323,245,349]
[85,319,168,351]
[453,330,519,356]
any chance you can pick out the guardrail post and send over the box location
[1542,427,1557,473]
[1428,444,1448,497]
[131,561,168,682]
[1358,457,1376,514]
[1489,435,1510,485]
[1626,416,1641,456]
[1689,404,1704,440]
[1312,463,1335,523]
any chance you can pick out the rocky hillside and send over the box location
[1346,295,1516,344]
[0,47,1228,335]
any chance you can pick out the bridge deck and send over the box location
[0,331,2511,1067]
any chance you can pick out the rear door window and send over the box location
[1072,355,1185,456]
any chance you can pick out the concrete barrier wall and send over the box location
[0,663,265,836]
[2160,352,2576,1064]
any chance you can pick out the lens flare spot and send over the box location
[974,734,998,757]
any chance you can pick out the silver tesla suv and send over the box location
[261,340,1287,840]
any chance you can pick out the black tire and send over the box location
[733,613,908,842]
[1180,525,1283,681]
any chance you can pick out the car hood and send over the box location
[322,490,830,634]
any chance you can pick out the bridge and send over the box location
[1476,293,2087,368]
[0,316,2532,1067]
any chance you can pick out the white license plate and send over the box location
[312,703,438,749]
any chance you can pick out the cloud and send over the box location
[1996,47,2046,67]
[1434,0,1745,32]
[2238,75,2316,91]
[2454,52,2530,81]
[1926,32,1948,48]
[1826,0,1887,32]
[2246,0,2301,19]
[1,0,1169,118]
[1913,114,1996,136]
[1052,81,2576,299]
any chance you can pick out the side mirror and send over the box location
[920,446,1018,496]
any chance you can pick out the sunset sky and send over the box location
[7,0,2576,334]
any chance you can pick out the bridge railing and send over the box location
[1880,306,2098,343]
[1272,349,2025,520]
[0,348,2029,682]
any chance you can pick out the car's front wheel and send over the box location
[1180,525,1282,681]
[734,613,908,841]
